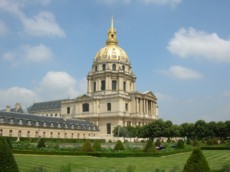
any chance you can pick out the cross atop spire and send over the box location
[111,16,114,30]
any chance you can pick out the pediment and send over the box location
[144,91,157,99]
[76,94,93,101]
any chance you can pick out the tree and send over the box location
[193,120,208,140]
[176,139,185,149]
[81,140,94,152]
[37,138,46,148]
[183,148,210,172]
[180,123,195,139]
[114,140,125,151]
[0,137,19,172]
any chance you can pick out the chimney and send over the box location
[15,103,21,111]
[6,106,11,112]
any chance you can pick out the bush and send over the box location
[192,140,200,147]
[0,137,19,172]
[206,138,218,145]
[176,139,185,149]
[143,140,156,153]
[186,139,191,145]
[183,148,211,172]
[37,138,46,148]
[114,140,125,151]
[93,140,102,151]
[80,140,94,152]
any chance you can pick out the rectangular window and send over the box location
[107,103,111,111]
[27,131,30,138]
[123,81,126,92]
[112,80,117,91]
[9,130,13,137]
[101,80,105,90]
[125,103,128,111]
[106,123,111,134]
[93,82,96,92]
[67,107,70,114]
[83,103,89,112]
[0,129,3,136]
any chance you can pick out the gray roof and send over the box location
[0,111,99,131]
[1,107,26,114]
[27,99,65,113]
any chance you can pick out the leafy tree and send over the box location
[114,140,125,151]
[143,140,156,153]
[183,148,211,172]
[0,137,19,172]
[37,138,46,148]
[193,120,208,140]
[180,123,195,139]
[92,140,102,151]
[80,140,94,152]
[155,138,161,147]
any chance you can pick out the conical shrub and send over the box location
[0,137,19,172]
[114,140,125,151]
[81,140,94,152]
[93,140,102,151]
[143,140,156,153]
[37,138,46,148]
[183,148,211,172]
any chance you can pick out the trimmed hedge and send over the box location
[183,148,211,172]
[0,137,19,172]
[201,146,230,150]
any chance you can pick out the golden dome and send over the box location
[94,17,129,62]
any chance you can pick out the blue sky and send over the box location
[0,0,230,124]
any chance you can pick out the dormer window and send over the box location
[50,122,54,127]
[18,119,23,125]
[64,124,68,129]
[35,121,39,126]
[57,123,61,128]
[0,117,4,123]
[71,124,74,129]
[43,122,47,127]
[9,118,14,124]
[27,120,31,126]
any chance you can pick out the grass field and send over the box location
[15,150,230,172]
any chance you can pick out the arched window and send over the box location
[95,66,98,72]
[122,65,125,71]
[82,103,89,112]
[112,64,116,71]
[102,64,106,71]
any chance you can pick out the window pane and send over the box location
[107,123,111,134]
[112,80,116,91]
[101,80,105,90]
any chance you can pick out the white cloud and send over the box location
[0,20,8,36]
[0,87,37,109]
[38,71,86,100]
[162,65,202,79]
[2,44,53,65]
[21,11,65,37]
[0,0,65,37]
[0,71,86,109]
[168,27,230,63]
[142,0,182,7]
[22,44,54,63]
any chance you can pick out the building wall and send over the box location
[0,125,99,139]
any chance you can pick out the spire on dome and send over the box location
[106,16,118,45]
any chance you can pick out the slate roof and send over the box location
[27,99,65,113]
[0,111,99,131]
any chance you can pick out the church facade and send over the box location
[59,18,158,140]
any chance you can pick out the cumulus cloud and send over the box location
[162,65,202,79]
[0,71,86,109]
[0,87,38,109]
[168,27,230,63]
[0,0,65,37]
[2,44,53,65]
[0,20,8,36]
[37,71,86,100]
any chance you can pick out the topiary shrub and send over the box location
[80,140,94,152]
[183,148,211,172]
[0,137,19,172]
[92,140,102,151]
[176,139,185,149]
[114,140,125,151]
[37,138,46,148]
[143,140,156,153]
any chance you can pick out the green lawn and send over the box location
[15,150,230,172]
